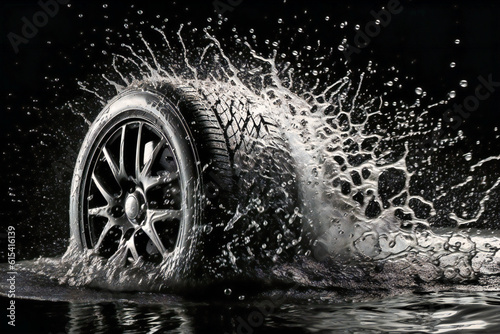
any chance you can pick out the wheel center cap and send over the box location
[125,194,141,220]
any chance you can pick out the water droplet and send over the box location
[278,18,283,24]
[450,62,456,68]
[464,152,472,161]
[455,39,460,45]
[338,45,345,51]
[325,16,330,21]
[224,288,232,295]
[238,295,245,300]
[203,225,213,234]
[103,4,108,8]
[137,10,143,15]
[355,24,360,30]
[460,80,468,88]
[415,87,423,95]
[448,91,456,99]
[78,14,83,18]
[386,81,394,87]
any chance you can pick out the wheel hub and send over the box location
[125,192,145,222]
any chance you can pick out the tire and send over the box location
[69,80,302,284]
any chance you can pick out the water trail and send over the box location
[67,102,92,126]
[177,25,198,80]
[77,81,105,103]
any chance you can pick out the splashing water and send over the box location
[24,21,500,295]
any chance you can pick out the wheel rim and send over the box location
[83,119,186,265]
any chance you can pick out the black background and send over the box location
[1,0,500,260]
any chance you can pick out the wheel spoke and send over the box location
[107,245,128,266]
[102,147,120,185]
[117,216,135,232]
[93,217,131,250]
[142,223,166,255]
[148,208,182,223]
[88,206,109,218]
[141,138,166,178]
[135,122,143,179]
[126,232,140,261]
[143,171,180,191]
[92,173,114,204]
[119,125,126,175]
[93,220,115,250]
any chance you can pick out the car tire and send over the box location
[69,80,302,284]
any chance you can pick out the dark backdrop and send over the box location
[1,0,499,260]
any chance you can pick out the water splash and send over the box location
[25,21,500,293]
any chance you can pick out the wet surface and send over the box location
[5,294,500,333]
[2,270,500,334]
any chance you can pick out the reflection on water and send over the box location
[66,302,191,333]
[4,292,500,333]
